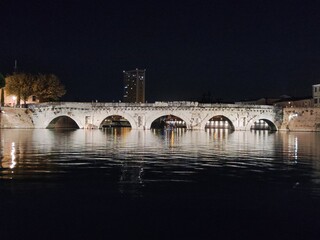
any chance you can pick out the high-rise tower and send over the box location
[123,69,145,103]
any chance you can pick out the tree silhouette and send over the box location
[0,73,5,107]
[33,74,66,102]
[5,73,66,104]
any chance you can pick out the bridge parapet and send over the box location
[30,101,278,110]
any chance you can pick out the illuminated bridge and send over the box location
[29,101,282,131]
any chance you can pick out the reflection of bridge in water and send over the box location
[29,101,282,131]
[2,129,320,193]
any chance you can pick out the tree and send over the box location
[0,73,5,107]
[5,73,66,105]
[5,73,31,106]
[20,74,35,104]
[33,74,66,102]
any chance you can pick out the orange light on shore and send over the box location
[12,96,17,106]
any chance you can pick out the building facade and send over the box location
[1,89,38,107]
[274,97,312,108]
[123,69,145,103]
[313,84,320,107]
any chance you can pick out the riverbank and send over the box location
[0,107,34,128]
[280,107,320,131]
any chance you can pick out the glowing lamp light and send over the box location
[12,96,17,106]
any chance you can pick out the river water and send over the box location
[1,128,320,239]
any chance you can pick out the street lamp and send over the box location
[12,96,17,107]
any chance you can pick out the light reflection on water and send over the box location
[2,128,320,239]
[1,129,320,186]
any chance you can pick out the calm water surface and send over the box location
[1,128,320,239]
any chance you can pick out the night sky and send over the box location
[2,0,320,102]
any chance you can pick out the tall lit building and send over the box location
[123,69,146,103]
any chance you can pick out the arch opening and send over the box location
[250,119,277,131]
[151,115,186,130]
[205,115,234,131]
[47,116,79,129]
[99,115,132,129]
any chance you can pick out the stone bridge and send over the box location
[28,101,282,131]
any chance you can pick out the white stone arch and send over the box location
[45,114,83,128]
[97,112,137,129]
[145,110,191,130]
[246,114,278,131]
[200,112,236,130]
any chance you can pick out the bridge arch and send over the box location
[204,115,235,130]
[249,118,277,131]
[201,114,235,130]
[247,116,278,131]
[150,114,187,129]
[99,115,132,128]
[46,115,80,129]
[146,112,190,130]
[98,113,137,129]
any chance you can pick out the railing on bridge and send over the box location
[28,101,279,110]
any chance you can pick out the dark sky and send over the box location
[1,0,320,102]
